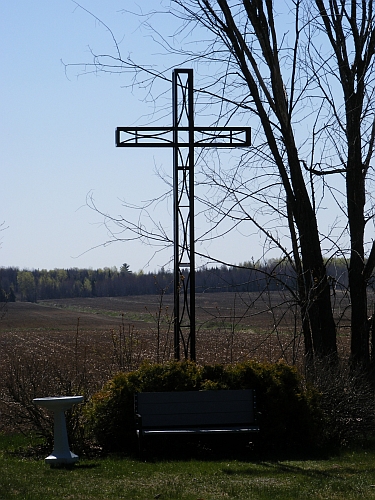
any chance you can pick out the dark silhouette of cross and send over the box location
[116,69,251,361]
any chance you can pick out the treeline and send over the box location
[0,259,349,302]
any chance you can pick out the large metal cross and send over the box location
[116,68,250,361]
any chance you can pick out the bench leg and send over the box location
[137,431,144,460]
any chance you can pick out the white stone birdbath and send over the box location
[33,396,84,465]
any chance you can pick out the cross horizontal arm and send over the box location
[116,127,251,148]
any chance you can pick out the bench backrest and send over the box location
[135,389,257,429]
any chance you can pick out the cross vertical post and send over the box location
[116,68,250,362]
[172,69,195,361]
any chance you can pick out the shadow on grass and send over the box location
[133,434,331,463]
[47,462,101,470]
[220,458,375,481]
[222,461,339,479]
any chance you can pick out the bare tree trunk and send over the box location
[285,138,337,358]
[215,0,337,359]
[347,110,369,366]
[316,0,375,366]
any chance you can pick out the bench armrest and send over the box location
[135,413,142,430]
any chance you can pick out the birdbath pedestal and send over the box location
[33,396,84,465]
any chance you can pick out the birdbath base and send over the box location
[45,451,79,465]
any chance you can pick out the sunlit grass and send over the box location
[2,434,375,499]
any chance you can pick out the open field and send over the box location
[0,291,352,366]
[0,293,300,377]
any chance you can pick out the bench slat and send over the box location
[141,410,253,428]
[139,400,254,416]
[143,426,260,435]
[137,389,253,405]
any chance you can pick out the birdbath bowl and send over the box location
[33,396,84,465]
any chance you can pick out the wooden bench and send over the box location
[134,389,259,454]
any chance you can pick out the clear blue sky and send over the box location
[1,1,182,273]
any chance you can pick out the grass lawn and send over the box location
[1,434,375,499]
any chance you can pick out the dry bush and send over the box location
[144,280,174,364]
[307,360,375,448]
[0,314,170,451]
[0,347,104,451]
[0,320,114,452]
[111,317,146,372]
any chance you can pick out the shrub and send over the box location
[131,360,201,392]
[86,372,136,453]
[86,360,320,455]
[226,361,321,453]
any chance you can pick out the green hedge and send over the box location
[85,360,321,454]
